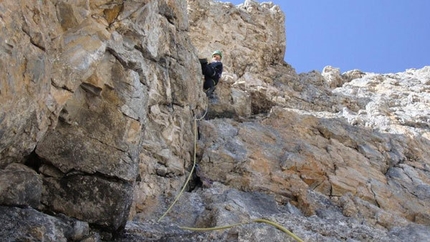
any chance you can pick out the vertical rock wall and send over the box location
[0,0,204,237]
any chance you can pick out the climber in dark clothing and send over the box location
[200,50,223,97]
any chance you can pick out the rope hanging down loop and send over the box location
[157,117,199,222]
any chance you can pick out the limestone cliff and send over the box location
[0,0,429,241]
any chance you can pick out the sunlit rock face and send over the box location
[0,0,202,236]
[1,0,429,241]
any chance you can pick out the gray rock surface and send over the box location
[0,206,90,242]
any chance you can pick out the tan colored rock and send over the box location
[1,0,204,234]
[188,0,285,74]
[198,102,430,228]
[0,0,57,166]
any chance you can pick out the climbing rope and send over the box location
[180,218,304,242]
[156,98,304,241]
[156,121,198,222]
[157,106,206,223]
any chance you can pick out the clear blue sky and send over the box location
[222,0,430,74]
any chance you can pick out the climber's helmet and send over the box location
[212,50,222,60]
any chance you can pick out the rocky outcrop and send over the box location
[0,206,91,241]
[1,0,203,238]
[0,0,429,241]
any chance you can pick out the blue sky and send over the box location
[222,0,430,74]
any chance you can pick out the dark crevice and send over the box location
[250,91,275,115]
[107,47,134,70]
[28,36,46,51]
[86,134,128,153]
[369,181,381,208]
[159,4,175,25]
[188,163,215,192]
[188,123,208,192]
[187,168,203,192]
[135,173,142,182]
[107,47,149,88]
[21,26,46,52]
[80,83,103,96]
[24,149,130,183]
[51,79,74,93]
[58,107,72,125]
[107,47,145,74]
[65,170,130,184]
[205,109,237,120]
[133,44,157,62]
[24,149,42,173]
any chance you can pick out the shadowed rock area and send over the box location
[0,0,429,241]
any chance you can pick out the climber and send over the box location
[199,50,223,98]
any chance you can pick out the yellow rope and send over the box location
[180,218,304,242]
[180,222,246,232]
[157,103,304,242]
[253,219,304,242]
[157,107,205,222]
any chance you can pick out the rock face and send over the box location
[1,0,203,237]
[0,0,429,241]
